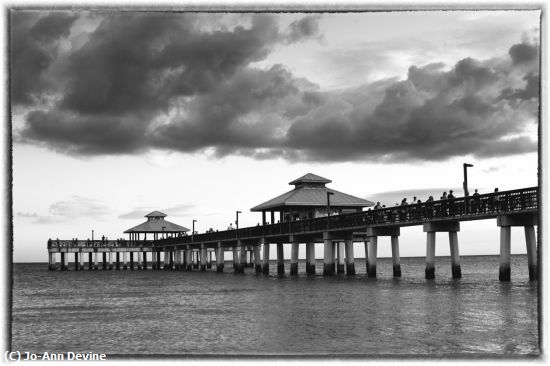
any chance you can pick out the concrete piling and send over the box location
[217,243,224,272]
[262,239,270,275]
[116,252,120,270]
[193,251,199,269]
[367,237,377,278]
[391,236,401,277]
[74,253,79,271]
[108,252,113,270]
[344,239,355,275]
[200,245,207,271]
[277,243,284,275]
[449,231,461,279]
[238,242,246,274]
[130,252,134,270]
[102,252,107,270]
[137,252,143,270]
[323,232,334,276]
[89,252,93,270]
[61,252,68,271]
[425,232,436,279]
[93,252,99,270]
[207,251,212,269]
[187,248,193,271]
[143,252,147,270]
[499,226,511,281]
[364,240,369,275]
[306,242,315,275]
[123,252,128,270]
[525,226,537,281]
[233,246,239,273]
[337,242,345,274]
[290,243,299,275]
[253,245,261,273]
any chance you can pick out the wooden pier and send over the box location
[47,186,539,281]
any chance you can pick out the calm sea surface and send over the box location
[12,255,539,357]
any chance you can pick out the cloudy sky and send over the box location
[11,9,540,262]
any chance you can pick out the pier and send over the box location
[47,175,539,282]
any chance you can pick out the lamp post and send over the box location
[92,230,94,242]
[463,163,474,197]
[192,219,197,242]
[236,211,242,238]
[326,191,335,229]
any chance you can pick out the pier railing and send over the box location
[156,186,538,246]
[47,239,156,249]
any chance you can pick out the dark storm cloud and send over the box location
[13,11,538,163]
[119,204,194,219]
[11,11,78,104]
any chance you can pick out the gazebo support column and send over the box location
[306,242,315,275]
[253,244,262,273]
[290,242,299,275]
[262,239,270,275]
[337,242,345,274]
[345,238,355,275]
[323,232,334,276]
[277,243,284,275]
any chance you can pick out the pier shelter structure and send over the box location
[250,173,374,275]
[123,211,189,270]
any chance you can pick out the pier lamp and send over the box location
[326,192,335,229]
[463,163,474,197]
[192,220,197,242]
[236,211,242,239]
[92,230,94,242]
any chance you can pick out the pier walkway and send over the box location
[47,186,539,281]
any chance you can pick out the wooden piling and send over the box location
[290,243,299,275]
[367,236,377,278]
[277,243,284,275]
[499,226,511,281]
[323,232,334,276]
[364,240,369,275]
[130,252,134,270]
[425,232,436,279]
[262,240,270,275]
[344,239,355,275]
[525,226,537,281]
[74,252,79,271]
[143,252,147,270]
[116,252,120,270]
[93,252,99,270]
[89,252,93,270]
[449,231,461,279]
[391,236,401,277]
[108,252,113,270]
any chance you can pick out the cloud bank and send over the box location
[12,12,539,163]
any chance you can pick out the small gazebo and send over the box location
[124,211,189,242]
[250,173,374,224]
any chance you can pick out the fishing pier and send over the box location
[47,174,539,282]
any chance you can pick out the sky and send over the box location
[9,9,541,263]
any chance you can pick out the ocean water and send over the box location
[11,255,539,357]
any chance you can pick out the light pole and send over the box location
[326,191,335,229]
[192,220,197,242]
[463,163,474,197]
[92,230,94,242]
[236,211,242,238]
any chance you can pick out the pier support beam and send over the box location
[364,240,369,275]
[207,251,212,269]
[253,245,261,273]
[499,226,511,281]
[290,243,299,275]
[449,232,461,279]
[345,239,355,275]
[238,242,246,274]
[217,243,224,272]
[48,253,55,270]
[277,243,284,275]
[93,252,98,270]
[116,252,120,270]
[337,242,345,274]
[74,253,79,271]
[391,236,401,277]
[137,252,143,270]
[200,245,207,271]
[123,252,128,270]
[108,252,113,270]
[102,252,107,270]
[61,252,68,271]
[88,252,92,270]
[143,252,147,270]
[186,248,192,271]
[79,252,84,270]
[323,232,334,276]
[262,239,270,275]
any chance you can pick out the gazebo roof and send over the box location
[145,210,167,218]
[251,174,373,212]
[123,211,189,233]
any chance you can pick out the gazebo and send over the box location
[123,211,189,242]
[250,173,374,224]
